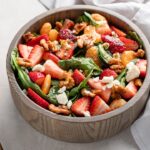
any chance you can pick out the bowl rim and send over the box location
[6,5,150,123]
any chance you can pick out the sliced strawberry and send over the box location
[62,19,75,29]
[43,60,65,79]
[18,44,33,59]
[136,59,147,78]
[119,37,138,51]
[71,97,90,116]
[111,26,126,37]
[56,42,75,60]
[102,35,126,53]
[27,88,49,109]
[28,71,45,86]
[72,69,85,85]
[88,78,111,103]
[27,34,49,46]
[28,45,44,66]
[121,81,137,99]
[100,68,117,79]
[43,52,60,64]
[90,96,110,116]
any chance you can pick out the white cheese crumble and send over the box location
[101,76,114,83]
[58,86,66,94]
[126,62,140,82]
[92,77,100,82]
[67,100,73,109]
[56,92,68,105]
[83,111,91,117]
[32,64,45,72]
[101,76,120,89]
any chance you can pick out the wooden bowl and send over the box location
[6,5,150,143]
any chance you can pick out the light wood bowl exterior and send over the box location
[6,5,150,143]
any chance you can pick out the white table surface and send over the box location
[0,0,139,149]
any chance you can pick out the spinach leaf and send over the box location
[59,57,101,73]
[76,14,90,23]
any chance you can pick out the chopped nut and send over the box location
[91,89,102,95]
[17,57,32,67]
[136,49,145,58]
[55,21,63,30]
[40,39,49,51]
[23,32,35,42]
[74,22,87,34]
[59,71,75,89]
[110,99,127,110]
[81,88,95,97]
[134,78,142,87]
[49,104,71,115]
[47,40,60,52]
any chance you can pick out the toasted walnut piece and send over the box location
[23,32,35,42]
[74,22,87,34]
[91,89,102,95]
[59,71,75,89]
[110,64,124,70]
[56,21,63,30]
[40,39,49,51]
[47,40,60,52]
[110,99,127,110]
[136,49,145,58]
[49,104,71,115]
[109,58,121,65]
[134,78,142,87]
[81,88,96,97]
[111,85,125,100]
[17,57,32,67]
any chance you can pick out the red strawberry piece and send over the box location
[100,68,117,79]
[27,88,49,109]
[72,69,85,85]
[28,45,44,66]
[121,81,137,99]
[102,35,126,53]
[18,44,33,59]
[29,71,45,86]
[43,60,65,79]
[111,26,126,37]
[90,96,110,116]
[136,59,147,78]
[43,52,60,64]
[58,29,76,41]
[27,34,49,47]
[71,97,90,116]
[88,78,111,103]
[62,19,75,29]
[56,42,75,60]
[119,37,138,51]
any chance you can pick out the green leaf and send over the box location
[117,68,127,82]
[84,12,105,27]
[98,44,112,64]
[76,14,90,23]
[128,31,144,48]
[59,57,101,73]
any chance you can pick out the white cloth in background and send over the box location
[40,0,150,149]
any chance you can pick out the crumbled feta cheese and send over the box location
[101,76,114,83]
[113,80,120,86]
[32,64,45,72]
[83,111,91,117]
[126,63,140,82]
[56,92,68,105]
[92,77,99,82]
[67,100,73,109]
[58,86,66,94]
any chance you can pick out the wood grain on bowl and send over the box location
[6,5,150,142]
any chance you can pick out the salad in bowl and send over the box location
[11,12,147,117]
